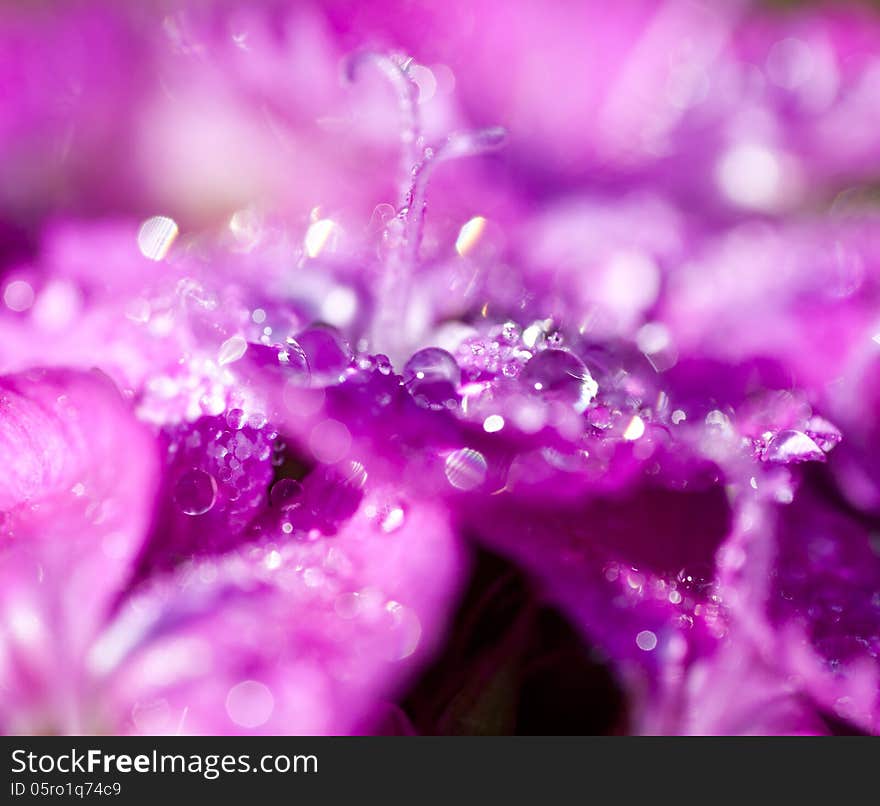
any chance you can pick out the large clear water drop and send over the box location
[173,468,218,516]
[402,347,461,410]
[520,349,598,412]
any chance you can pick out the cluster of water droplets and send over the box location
[163,413,275,537]
[103,46,880,734]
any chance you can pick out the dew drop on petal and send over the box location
[295,326,352,384]
[303,567,325,588]
[716,144,785,211]
[385,602,422,661]
[173,468,218,516]
[229,208,262,250]
[304,218,339,258]
[137,216,179,261]
[588,405,613,429]
[764,429,824,464]
[225,680,274,728]
[444,448,487,490]
[309,419,352,464]
[249,413,268,431]
[623,415,646,441]
[636,322,670,355]
[380,504,405,533]
[335,592,361,620]
[676,564,714,593]
[409,63,437,104]
[804,416,842,452]
[320,286,358,328]
[248,340,310,386]
[520,349,597,412]
[225,408,246,430]
[131,699,172,733]
[403,347,461,410]
[3,279,34,312]
[270,478,303,510]
[455,216,487,257]
[636,630,658,651]
[483,414,505,433]
[218,335,248,366]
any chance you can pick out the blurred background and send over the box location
[4,1,880,248]
[4,0,880,733]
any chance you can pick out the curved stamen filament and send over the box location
[346,52,506,359]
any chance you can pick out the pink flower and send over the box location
[0,368,463,733]
[4,1,880,737]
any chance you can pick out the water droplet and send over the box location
[320,286,358,328]
[218,335,248,366]
[304,218,339,258]
[622,415,646,441]
[226,408,246,430]
[232,433,253,460]
[270,478,303,510]
[764,429,824,464]
[295,326,352,385]
[385,601,422,660]
[676,564,715,594]
[173,469,218,516]
[380,505,406,533]
[303,567,325,588]
[455,216,487,257]
[804,416,842,452]
[522,323,545,349]
[482,414,505,433]
[588,406,613,429]
[229,208,262,250]
[131,699,172,733]
[265,550,282,570]
[442,127,507,159]
[335,592,361,620]
[636,630,658,651]
[137,216,178,261]
[444,448,487,490]
[521,349,597,412]
[403,347,461,410]
[3,279,34,312]
[309,419,352,464]
[248,412,268,430]
[225,680,274,728]
[636,322,671,355]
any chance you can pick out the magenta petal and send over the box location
[134,415,275,577]
[641,630,829,735]
[458,474,731,689]
[96,487,464,735]
[720,476,880,734]
[0,368,157,732]
[763,487,880,732]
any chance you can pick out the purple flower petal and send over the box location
[96,488,464,734]
[0,369,157,732]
